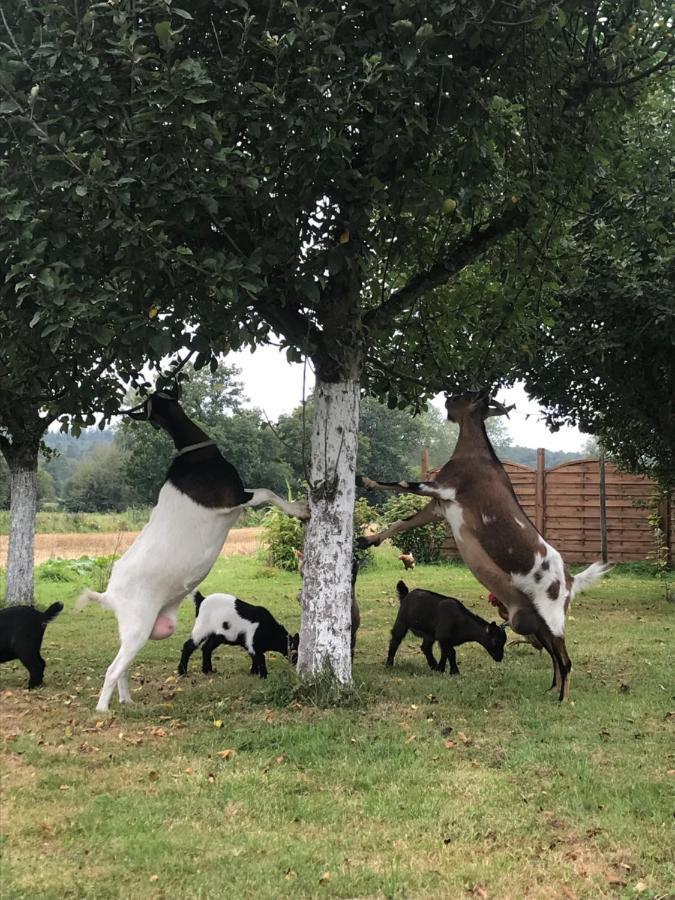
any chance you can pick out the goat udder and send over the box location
[150,615,176,640]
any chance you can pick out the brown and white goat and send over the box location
[357,392,609,701]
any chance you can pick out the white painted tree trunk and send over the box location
[298,378,359,683]
[5,466,37,605]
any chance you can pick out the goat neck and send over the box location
[454,415,494,459]
[160,404,213,453]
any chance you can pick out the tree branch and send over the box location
[363,205,528,333]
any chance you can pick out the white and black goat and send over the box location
[0,602,63,688]
[359,391,610,700]
[78,389,308,711]
[178,590,299,678]
[388,581,506,674]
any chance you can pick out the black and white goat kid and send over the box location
[387,581,506,675]
[77,389,308,711]
[178,590,299,678]
[0,602,63,688]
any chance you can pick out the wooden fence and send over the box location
[425,452,673,564]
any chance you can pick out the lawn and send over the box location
[1,548,673,899]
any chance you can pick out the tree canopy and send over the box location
[520,80,675,487]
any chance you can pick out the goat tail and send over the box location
[76,587,112,612]
[42,602,64,623]
[396,580,409,602]
[571,561,612,600]
[191,590,206,616]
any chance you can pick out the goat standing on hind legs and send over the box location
[357,391,610,701]
[77,389,309,712]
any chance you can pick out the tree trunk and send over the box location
[3,440,39,606]
[298,377,360,683]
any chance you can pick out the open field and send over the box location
[1,549,673,899]
[0,527,264,567]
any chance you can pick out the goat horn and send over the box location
[119,398,148,415]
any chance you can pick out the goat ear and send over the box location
[485,398,515,419]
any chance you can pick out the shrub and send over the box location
[263,505,306,571]
[353,497,377,568]
[263,496,379,571]
[36,555,118,585]
[380,494,447,563]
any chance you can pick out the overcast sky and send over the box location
[228,344,588,452]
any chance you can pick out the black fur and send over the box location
[387,582,506,675]
[0,602,63,688]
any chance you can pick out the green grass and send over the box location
[0,508,153,535]
[1,549,673,899]
[0,508,264,534]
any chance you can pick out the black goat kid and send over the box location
[0,602,63,688]
[387,582,506,675]
[178,591,299,679]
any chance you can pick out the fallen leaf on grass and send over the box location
[560,886,578,900]
[213,720,224,728]
[634,881,647,893]
[217,749,236,760]
[284,869,297,880]
[149,875,159,882]
[471,886,488,899]
[445,740,456,749]
[319,871,330,884]
[148,770,159,782]
[458,731,471,744]
[59,784,70,791]
[405,734,416,744]
[207,773,216,784]
[605,874,627,886]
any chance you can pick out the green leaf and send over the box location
[173,8,193,19]
[154,21,172,47]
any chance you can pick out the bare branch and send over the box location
[363,205,528,333]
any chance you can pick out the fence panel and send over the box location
[434,454,672,564]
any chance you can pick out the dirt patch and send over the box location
[0,527,264,566]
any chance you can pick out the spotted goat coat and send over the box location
[358,392,609,700]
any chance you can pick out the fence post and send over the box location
[536,448,545,534]
[599,452,608,564]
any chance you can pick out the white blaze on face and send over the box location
[510,544,568,637]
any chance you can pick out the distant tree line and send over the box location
[0,365,587,514]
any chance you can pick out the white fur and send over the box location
[79,483,241,711]
[192,593,259,653]
[570,561,612,600]
[482,512,496,525]
[435,486,457,501]
[510,544,568,637]
[443,502,465,542]
[514,516,526,529]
